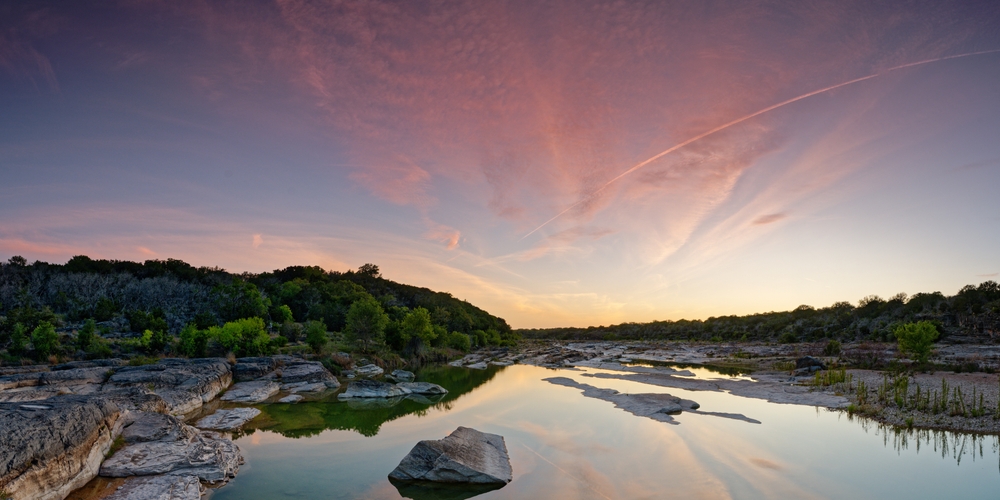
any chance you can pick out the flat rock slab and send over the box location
[121,412,185,444]
[233,357,277,382]
[389,427,512,485]
[397,382,448,395]
[466,362,488,370]
[544,377,760,425]
[278,362,338,386]
[281,381,331,393]
[278,394,304,403]
[196,408,262,431]
[104,474,203,500]
[100,420,241,483]
[390,369,415,382]
[221,380,279,403]
[106,359,232,415]
[338,380,410,399]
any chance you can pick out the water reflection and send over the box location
[245,365,503,438]
[849,415,1000,468]
[389,479,504,500]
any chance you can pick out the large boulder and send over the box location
[389,427,512,485]
[355,364,384,378]
[0,395,124,500]
[0,367,109,402]
[397,382,448,395]
[220,380,280,403]
[338,380,410,399]
[233,357,277,382]
[390,369,415,382]
[196,408,262,431]
[105,359,232,415]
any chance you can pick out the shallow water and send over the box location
[212,365,1000,499]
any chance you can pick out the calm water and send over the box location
[211,365,1000,499]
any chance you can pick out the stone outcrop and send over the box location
[105,359,232,415]
[0,395,123,500]
[195,408,262,431]
[0,367,110,403]
[355,364,384,378]
[232,357,277,382]
[389,427,512,485]
[278,394,304,403]
[103,474,203,500]
[397,382,448,395]
[389,369,415,382]
[338,380,410,399]
[100,411,242,483]
[220,380,279,403]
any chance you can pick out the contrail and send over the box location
[521,48,1000,239]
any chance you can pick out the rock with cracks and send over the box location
[397,382,448,395]
[220,380,279,403]
[389,427,512,485]
[104,474,204,500]
[105,358,232,415]
[196,408,262,431]
[338,380,410,399]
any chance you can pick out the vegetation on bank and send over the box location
[520,282,1000,344]
[0,255,518,367]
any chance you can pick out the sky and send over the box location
[2,0,1000,328]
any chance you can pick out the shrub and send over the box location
[280,321,303,343]
[345,296,389,352]
[9,323,28,355]
[77,319,96,352]
[31,321,60,360]
[778,331,798,344]
[178,324,209,357]
[894,321,939,363]
[86,338,113,359]
[823,339,842,356]
[304,320,328,354]
[445,331,471,352]
[210,317,272,357]
[272,304,294,324]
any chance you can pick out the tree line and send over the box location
[519,282,1000,344]
[0,255,517,363]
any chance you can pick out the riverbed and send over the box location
[211,364,1000,499]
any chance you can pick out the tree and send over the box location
[305,320,328,354]
[179,323,209,357]
[31,321,60,360]
[400,307,436,346]
[210,317,272,357]
[893,321,939,363]
[215,278,269,322]
[272,304,294,324]
[357,263,381,278]
[77,319,96,352]
[9,323,27,355]
[345,296,389,352]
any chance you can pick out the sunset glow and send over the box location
[3,1,999,327]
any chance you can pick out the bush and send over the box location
[178,324,209,357]
[345,296,389,352]
[280,321,302,343]
[272,304,294,324]
[304,320,328,354]
[823,339,842,356]
[77,319,96,352]
[210,317,272,357]
[445,331,471,352]
[31,321,60,360]
[778,331,798,344]
[893,321,939,363]
[9,323,28,355]
[86,338,113,359]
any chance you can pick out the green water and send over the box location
[212,365,1000,499]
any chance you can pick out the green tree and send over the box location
[445,331,471,352]
[400,307,436,346]
[305,320,328,354]
[345,296,389,352]
[210,317,272,357]
[31,321,60,360]
[9,323,28,355]
[893,321,939,363]
[273,304,294,324]
[215,278,269,322]
[77,319,96,352]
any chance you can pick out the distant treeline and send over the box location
[519,282,1000,344]
[0,255,513,355]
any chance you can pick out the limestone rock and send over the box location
[466,362,488,370]
[104,474,204,500]
[196,408,261,431]
[338,380,410,399]
[0,395,123,500]
[278,361,339,388]
[397,382,448,395]
[355,364,384,378]
[100,414,242,483]
[106,359,232,415]
[389,427,512,485]
[233,357,277,382]
[390,369,415,382]
[278,394,304,403]
[281,381,329,393]
[121,411,185,444]
[220,380,279,403]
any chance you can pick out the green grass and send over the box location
[105,435,126,459]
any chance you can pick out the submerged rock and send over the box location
[466,362,488,370]
[104,474,203,500]
[390,369,415,382]
[220,380,280,403]
[397,382,448,395]
[338,380,410,399]
[278,394,304,403]
[281,381,330,393]
[196,408,262,431]
[0,395,123,500]
[389,427,512,485]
